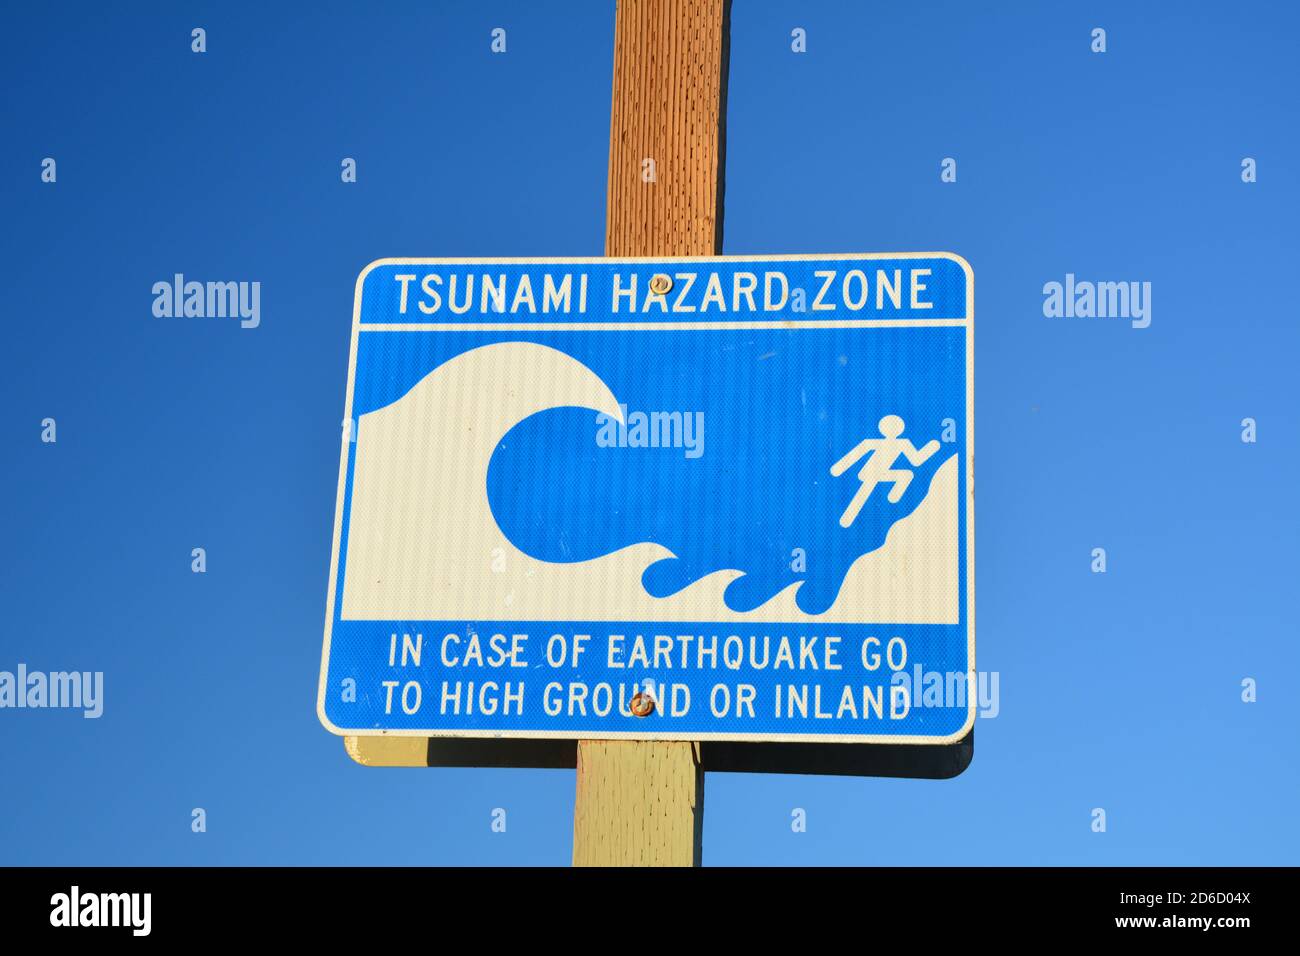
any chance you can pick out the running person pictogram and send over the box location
[830,414,941,528]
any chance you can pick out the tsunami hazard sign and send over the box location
[317,253,974,745]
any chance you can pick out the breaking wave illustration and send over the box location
[340,341,958,624]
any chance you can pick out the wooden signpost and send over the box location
[572,0,729,869]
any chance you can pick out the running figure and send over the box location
[830,415,940,528]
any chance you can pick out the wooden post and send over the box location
[572,0,729,868]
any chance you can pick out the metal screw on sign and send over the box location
[649,274,673,296]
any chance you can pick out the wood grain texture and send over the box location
[605,0,729,257]
[574,740,704,866]
[574,0,728,868]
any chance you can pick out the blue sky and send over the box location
[1,1,1297,865]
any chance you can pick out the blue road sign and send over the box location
[318,254,974,744]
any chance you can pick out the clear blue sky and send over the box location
[2,0,1296,865]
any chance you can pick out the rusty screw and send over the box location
[629,691,656,717]
[648,274,673,296]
